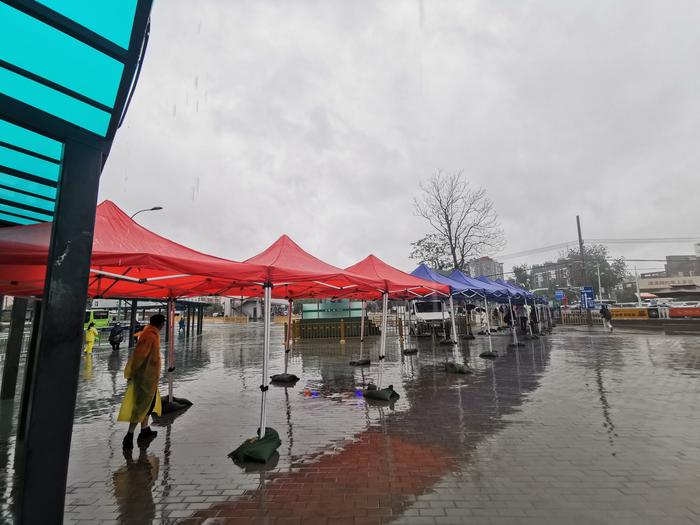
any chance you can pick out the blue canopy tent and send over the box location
[449,270,506,300]
[494,278,549,335]
[446,270,516,355]
[495,278,531,299]
[488,277,546,338]
[410,264,473,343]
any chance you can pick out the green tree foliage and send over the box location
[409,233,452,270]
[564,244,627,299]
[512,264,530,288]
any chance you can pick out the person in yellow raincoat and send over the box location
[84,322,98,354]
[118,314,165,450]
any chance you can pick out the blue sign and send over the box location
[554,290,565,301]
[580,286,595,309]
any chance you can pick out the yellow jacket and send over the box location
[117,324,162,422]
[85,326,98,343]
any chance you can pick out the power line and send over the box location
[496,237,699,260]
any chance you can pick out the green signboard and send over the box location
[302,300,363,320]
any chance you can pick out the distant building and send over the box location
[665,255,699,277]
[529,258,571,289]
[638,275,700,300]
[468,257,504,279]
[223,297,287,320]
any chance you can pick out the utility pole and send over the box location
[576,215,593,327]
[596,263,603,301]
[634,266,642,307]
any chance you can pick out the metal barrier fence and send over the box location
[560,310,603,325]
[288,313,492,340]
[289,318,382,341]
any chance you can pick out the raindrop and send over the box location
[173,104,177,117]
[194,76,199,89]
[196,100,199,113]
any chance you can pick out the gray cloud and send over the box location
[99,0,700,275]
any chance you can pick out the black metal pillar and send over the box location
[129,299,138,348]
[0,298,28,401]
[16,300,41,443]
[198,305,203,335]
[18,141,103,524]
[185,305,190,338]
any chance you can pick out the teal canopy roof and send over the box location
[0,0,152,225]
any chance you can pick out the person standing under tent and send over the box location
[600,304,613,332]
[530,304,538,333]
[109,322,124,351]
[118,314,165,450]
[178,316,185,334]
[516,304,528,333]
[84,322,98,354]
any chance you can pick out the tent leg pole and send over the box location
[440,300,446,337]
[484,298,493,354]
[129,299,138,348]
[259,285,272,437]
[378,292,388,388]
[358,300,366,360]
[168,298,175,403]
[285,300,292,375]
[405,300,411,346]
[508,297,519,346]
[449,295,458,343]
[0,298,28,402]
[286,299,293,349]
[360,300,366,342]
[535,301,542,334]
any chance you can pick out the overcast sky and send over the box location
[99,0,700,276]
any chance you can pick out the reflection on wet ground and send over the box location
[2,324,700,524]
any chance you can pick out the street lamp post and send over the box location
[130,206,163,219]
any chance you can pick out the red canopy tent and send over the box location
[215,235,384,300]
[0,200,268,298]
[344,254,449,299]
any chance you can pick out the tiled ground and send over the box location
[2,323,700,524]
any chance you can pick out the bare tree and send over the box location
[412,170,504,270]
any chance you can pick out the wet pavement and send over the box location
[2,323,700,524]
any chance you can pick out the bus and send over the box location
[84,309,110,330]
